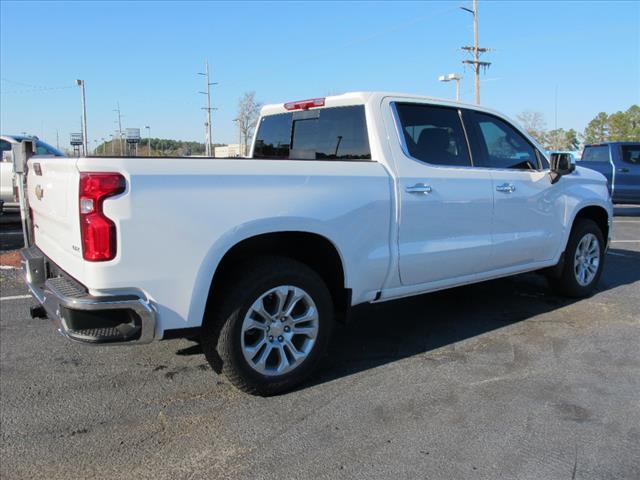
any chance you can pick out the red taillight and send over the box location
[284,97,325,111]
[79,173,126,261]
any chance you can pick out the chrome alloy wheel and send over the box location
[240,286,319,376]
[574,233,600,287]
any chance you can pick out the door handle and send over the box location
[496,183,516,193]
[618,168,630,173]
[406,183,432,195]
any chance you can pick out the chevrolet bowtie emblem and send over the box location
[35,184,44,200]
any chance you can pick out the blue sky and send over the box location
[1,0,638,148]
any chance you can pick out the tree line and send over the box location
[517,104,639,151]
[94,138,227,156]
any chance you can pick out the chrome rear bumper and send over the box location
[21,246,156,345]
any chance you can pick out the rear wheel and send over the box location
[201,257,333,396]
[552,219,605,298]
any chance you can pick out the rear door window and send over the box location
[620,145,640,165]
[394,103,471,167]
[253,105,371,160]
[582,146,610,163]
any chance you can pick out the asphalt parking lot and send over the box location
[1,209,639,480]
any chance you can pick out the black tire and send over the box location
[201,256,333,396]
[551,218,605,298]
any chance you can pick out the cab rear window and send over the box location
[582,146,610,162]
[253,105,371,160]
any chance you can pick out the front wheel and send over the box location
[552,219,606,298]
[201,257,333,396]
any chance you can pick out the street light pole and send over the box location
[438,73,462,101]
[145,126,151,156]
[76,80,88,156]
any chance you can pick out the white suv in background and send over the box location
[1,134,65,213]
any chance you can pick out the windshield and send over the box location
[34,140,64,156]
[5,135,65,157]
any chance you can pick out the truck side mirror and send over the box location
[550,153,576,184]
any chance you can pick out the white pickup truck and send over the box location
[22,92,612,395]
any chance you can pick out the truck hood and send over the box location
[574,165,608,185]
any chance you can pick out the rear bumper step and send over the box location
[21,246,156,345]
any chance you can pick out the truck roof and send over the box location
[258,91,548,156]
[259,91,512,119]
[584,142,640,147]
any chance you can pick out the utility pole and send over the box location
[554,84,558,149]
[114,103,124,155]
[76,80,88,155]
[233,118,242,157]
[198,60,218,156]
[461,0,491,104]
[145,126,151,156]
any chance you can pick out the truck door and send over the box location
[580,145,614,195]
[615,144,640,204]
[387,101,494,286]
[463,110,563,269]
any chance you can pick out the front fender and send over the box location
[558,167,613,255]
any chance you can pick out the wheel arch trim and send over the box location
[187,219,350,327]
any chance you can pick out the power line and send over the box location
[460,0,491,104]
[0,78,76,95]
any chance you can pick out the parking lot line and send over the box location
[0,294,31,302]
[608,251,634,257]
[610,240,640,243]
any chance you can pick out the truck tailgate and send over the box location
[27,157,84,281]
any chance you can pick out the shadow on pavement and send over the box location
[314,247,640,385]
[0,214,24,252]
[172,247,640,393]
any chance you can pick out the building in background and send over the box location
[214,143,246,158]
